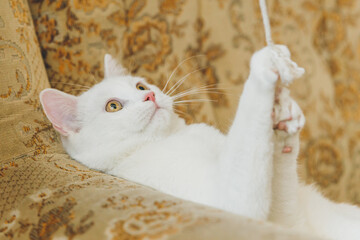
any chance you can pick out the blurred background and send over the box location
[29,0,360,206]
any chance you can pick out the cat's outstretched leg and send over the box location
[268,87,305,227]
[269,89,360,240]
[219,46,289,220]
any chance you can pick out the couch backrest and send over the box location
[0,0,61,162]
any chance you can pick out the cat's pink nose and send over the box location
[144,92,156,102]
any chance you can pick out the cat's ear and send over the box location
[104,54,128,78]
[39,89,80,136]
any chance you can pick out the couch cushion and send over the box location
[1,155,321,240]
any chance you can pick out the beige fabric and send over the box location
[29,0,360,206]
[204,0,360,206]
[29,0,219,125]
[0,0,56,161]
[1,155,319,240]
[0,0,322,239]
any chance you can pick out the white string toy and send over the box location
[259,0,305,85]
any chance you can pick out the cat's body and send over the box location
[40,46,360,240]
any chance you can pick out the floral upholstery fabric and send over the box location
[28,0,360,206]
[29,0,219,125]
[0,0,322,239]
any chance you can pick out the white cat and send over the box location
[40,46,360,240]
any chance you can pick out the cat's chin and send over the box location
[148,107,167,124]
[144,107,178,134]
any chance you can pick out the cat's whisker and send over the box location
[173,99,217,104]
[170,83,230,97]
[171,87,225,99]
[173,93,224,101]
[51,82,91,90]
[174,109,187,116]
[49,87,89,92]
[65,89,91,93]
[171,85,231,100]
[165,70,198,96]
[162,55,206,92]
[166,67,207,96]
[90,74,99,84]
[165,66,209,96]
[173,103,209,107]
[172,91,224,100]
[171,84,218,96]
[166,67,208,96]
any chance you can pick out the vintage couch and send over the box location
[1,0,359,239]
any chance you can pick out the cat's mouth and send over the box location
[146,98,172,123]
[145,103,159,121]
[151,105,161,118]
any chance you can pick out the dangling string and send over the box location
[258,0,305,85]
[259,0,274,46]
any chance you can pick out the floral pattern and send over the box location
[1,0,360,239]
[123,16,171,72]
[27,0,360,206]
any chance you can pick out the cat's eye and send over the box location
[106,100,122,112]
[136,83,149,91]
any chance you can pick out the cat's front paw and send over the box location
[250,46,279,88]
[272,88,305,153]
[250,45,292,89]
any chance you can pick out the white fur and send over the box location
[40,46,360,240]
[270,87,360,240]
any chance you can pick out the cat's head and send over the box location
[39,54,184,169]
